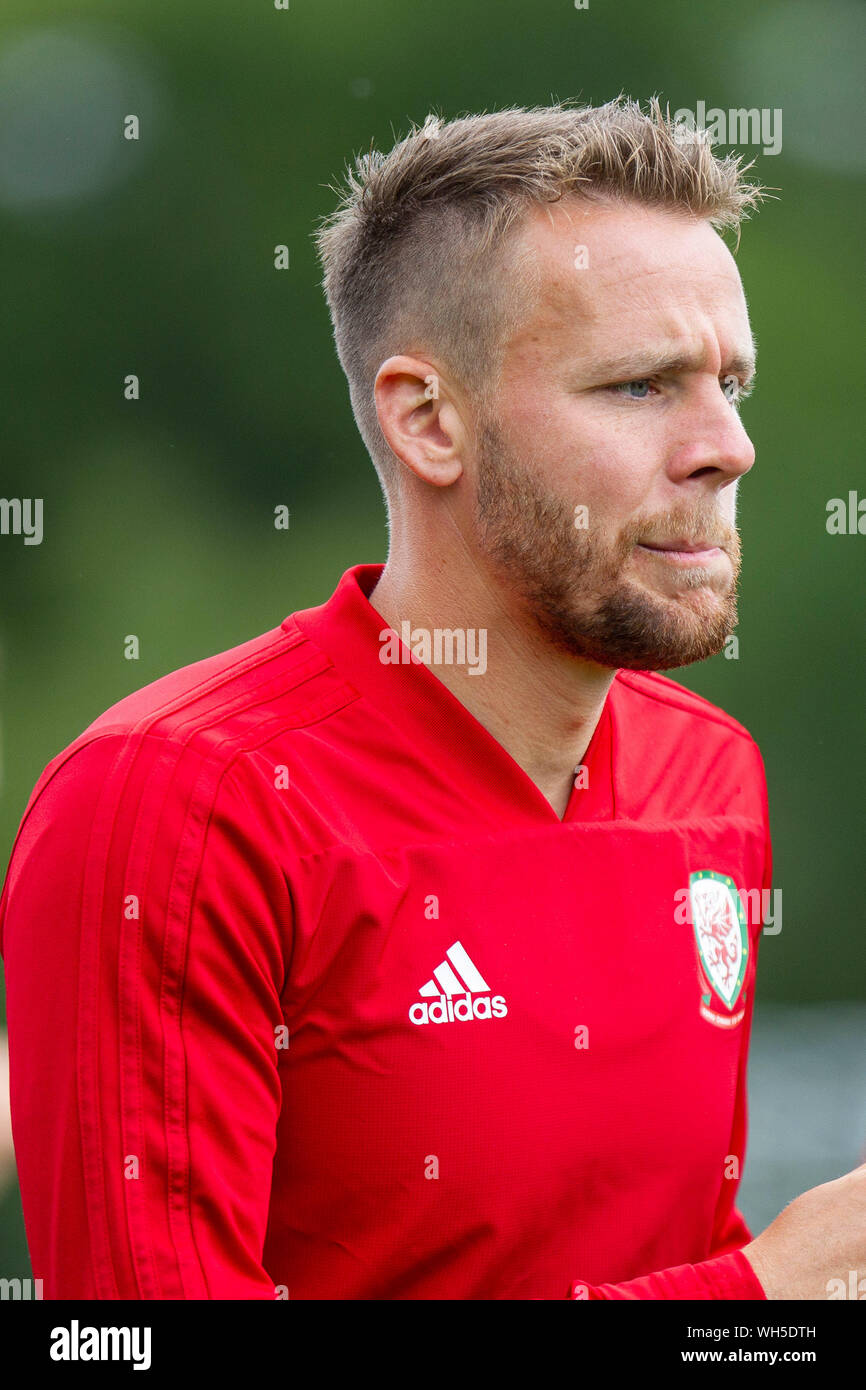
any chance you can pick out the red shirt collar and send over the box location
[289,563,615,824]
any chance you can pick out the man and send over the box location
[1,98,863,1300]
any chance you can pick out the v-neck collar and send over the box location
[289,563,616,827]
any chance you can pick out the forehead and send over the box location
[506,196,752,372]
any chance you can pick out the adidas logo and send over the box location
[408,941,508,1026]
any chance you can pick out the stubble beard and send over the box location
[474,419,742,671]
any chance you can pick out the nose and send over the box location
[667,383,756,486]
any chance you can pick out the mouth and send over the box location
[637,539,726,564]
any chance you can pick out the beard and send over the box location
[474,419,742,671]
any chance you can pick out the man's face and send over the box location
[472,197,757,670]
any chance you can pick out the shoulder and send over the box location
[79,618,358,752]
[609,669,769,822]
[40,617,356,776]
[5,619,359,873]
[612,668,759,748]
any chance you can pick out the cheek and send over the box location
[576,451,654,524]
[500,393,653,517]
[501,392,567,451]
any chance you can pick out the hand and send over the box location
[741,1162,866,1300]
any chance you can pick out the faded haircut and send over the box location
[314,96,766,495]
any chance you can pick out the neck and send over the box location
[368,548,616,819]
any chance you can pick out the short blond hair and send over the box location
[314,97,766,491]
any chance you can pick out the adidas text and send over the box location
[409,993,508,1025]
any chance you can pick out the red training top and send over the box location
[0,563,771,1300]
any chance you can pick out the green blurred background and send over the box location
[0,0,864,1282]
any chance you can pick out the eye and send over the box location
[610,379,655,400]
[722,375,756,405]
[722,375,740,404]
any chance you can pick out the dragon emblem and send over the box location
[689,871,748,1010]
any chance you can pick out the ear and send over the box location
[374,355,466,487]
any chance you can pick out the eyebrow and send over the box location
[588,343,758,384]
